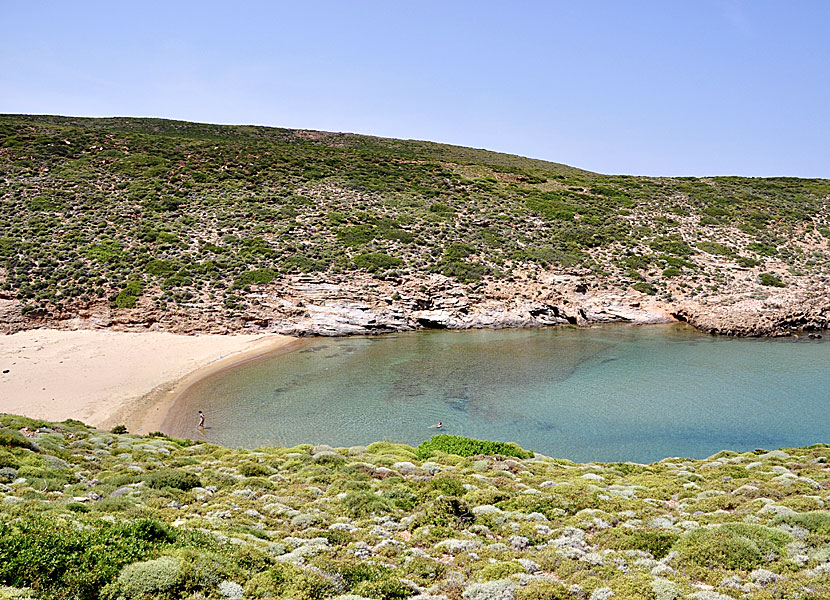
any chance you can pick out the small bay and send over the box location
[167,324,829,463]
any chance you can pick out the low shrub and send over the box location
[515,580,571,600]
[417,435,533,460]
[341,491,392,517]
[773,510,830,536]
[116,556,182,599]
[0,516,177,598]
[478,561,525,581]
[759,272,785,287]
[352,576,414,600]
[0,450,18,468]
[144,469,200,491]
[238,462,272,477]
[0,467,17,483]
[244,564,333,600]
[673,523,791,570]
[594,528,680,559]
[405,557,445,585]
[0,431,37,452]
[110,425,127,434]
[419,496,474,528]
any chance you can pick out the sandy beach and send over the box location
[0,329,297,433]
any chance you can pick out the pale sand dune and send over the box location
[0,330,296,432]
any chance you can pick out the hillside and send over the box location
[0,414,828,599]
[1,115,830,336]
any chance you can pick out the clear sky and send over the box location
[2,1,828,177]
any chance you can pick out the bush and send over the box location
[0,516,177,598]
[238,462,272,477]
[233,268,277,289]
[759,272,785,287]
[244,564,333,600]
[352,577,414,600]
[515,580,571,600]
[594,528,680,559]
[0,450,18,468]
[632,281,657,295]
[352,252,402,273]
[420,496,474,527]
[417,435,533,460]
[479,561,525,581]
[0,467,17,483]
[145,469,200,491]
[341,491,393,518]
[110,425,128,434]
[0,430,38,452]
[773,511,830,535]
[405,557,445,584]
[117,556,182,599]
[673,523,791,570]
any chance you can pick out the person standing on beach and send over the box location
[198,410,205,428]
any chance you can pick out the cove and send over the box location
[164,324,829,463]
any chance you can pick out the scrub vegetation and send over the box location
[1,115,829,321]
[0,414,828,599]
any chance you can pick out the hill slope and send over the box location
[1,115,829,336]
[0,414,828,599]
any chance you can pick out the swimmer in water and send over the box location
[428,421,443,429]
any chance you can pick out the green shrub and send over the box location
[478,561,525,581]
[353,577,414,600]
[594,528,680,559]
[238,462,272,477]
[429,476,465,497]
[386,484,418,510]
[0,450,18,468]
[417,435,533,459]
[759,272,785,287]
[244,564,333,600]
[341,491,393,517]
[0,430,38,452]
[110,425,128,434]
[420,496,474,527]
[515,580,571,600]
[673,523,791,570]
[0,516,177,598]
[353,252,402,273]
[332,561,389,588]
[773,511,830,535]
[405,557,445,584]
[145,469,200,491]
[233,268,277,288]
[0,467,17,483]
[632,281,657,295]
[117,556,182,599]
[696,241,734,256]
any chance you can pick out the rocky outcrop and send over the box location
[4,270,828,338]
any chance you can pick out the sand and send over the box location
[0,329,297,433]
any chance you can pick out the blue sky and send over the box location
[2,1,828,177]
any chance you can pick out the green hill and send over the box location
[0,414,828,599]
[1,114,829,334]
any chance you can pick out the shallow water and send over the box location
[167,324,829,463]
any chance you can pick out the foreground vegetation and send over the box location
[0,414,827,599]
[1,115,829,325]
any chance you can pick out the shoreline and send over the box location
[152,336,308,437]
[1,319,826,439]
[0,329,297,433]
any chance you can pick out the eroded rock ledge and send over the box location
[3,270,829,338]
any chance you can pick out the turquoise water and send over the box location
[167,324,829,463]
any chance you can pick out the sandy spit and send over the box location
[0,329,297,433]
